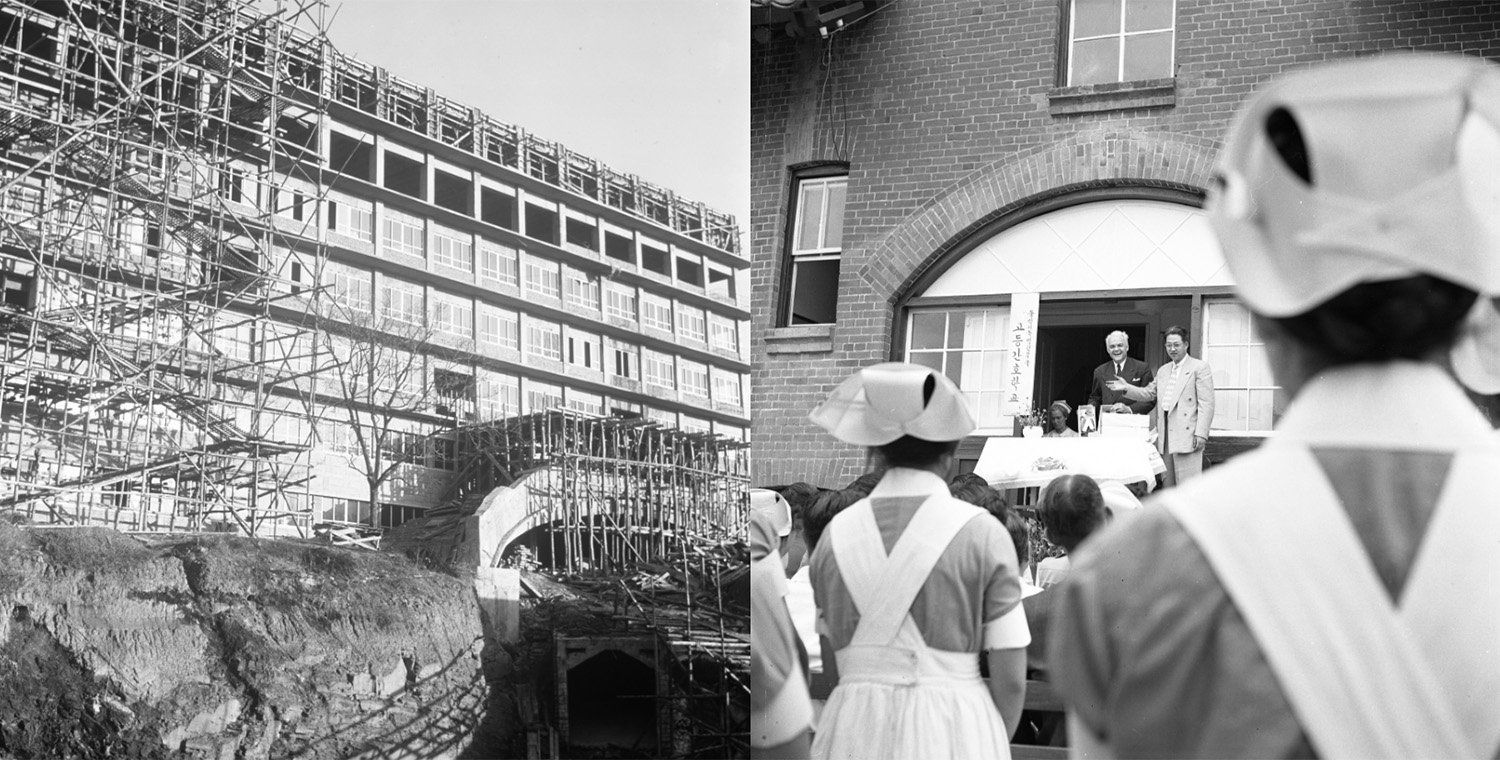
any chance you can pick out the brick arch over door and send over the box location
[855,131,1222,308]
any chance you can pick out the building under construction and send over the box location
[420,409,752,757]
[0,0,751,536]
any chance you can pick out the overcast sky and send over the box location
[318,0,749,246]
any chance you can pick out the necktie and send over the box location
[1164,361,1179,403]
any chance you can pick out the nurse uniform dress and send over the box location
[809,468,1029,760]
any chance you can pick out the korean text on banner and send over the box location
[1003,292,1040,416]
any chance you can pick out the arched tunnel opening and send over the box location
[565,648,658,753]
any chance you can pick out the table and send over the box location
[973,436,1166,493]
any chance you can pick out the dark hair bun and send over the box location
[1272,275,1477,363]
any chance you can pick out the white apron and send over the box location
[1155,363,1500,759]
[812,495,1011,760]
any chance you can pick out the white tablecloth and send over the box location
[974,436,1164,491]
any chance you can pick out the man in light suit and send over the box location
[1087,331,1155,417]
[1107,325,1215,486]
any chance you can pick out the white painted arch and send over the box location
[922,200,1233,297]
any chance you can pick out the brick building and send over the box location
[750,0,1500,487]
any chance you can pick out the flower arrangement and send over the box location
[1017,408,1048,428]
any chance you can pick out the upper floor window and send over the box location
[641,292,674,334]
[478,241,518,287]
[431,224,473,272]
[383,207,424,259]
[1065,0,1175,86]
[523,254,561,301]
[563,267,600,311]
[783,170,846,325]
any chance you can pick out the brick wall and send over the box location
[751,0,1500,487]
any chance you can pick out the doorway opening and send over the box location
[1032,296,1191,431]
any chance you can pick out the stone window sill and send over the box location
[765,324,834,355]
[1048,78,1176,116]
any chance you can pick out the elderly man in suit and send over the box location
[1108,325,1215,486]
[1087,331,1155,417]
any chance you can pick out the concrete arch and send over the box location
[856,130,1222,307]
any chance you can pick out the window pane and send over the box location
[1071,37,1119,86]
[976,393,1005,429]
[1124,0,1173,32]
[1248,389,1278,431]
[1206,345,1245,388]
[789,258,840,325]
[1123,30,1172,81]
[1213,389,1247,431]
[982,350,1005,387]
[945,353,964,388]
[1246,344,1274,387]
[1206,301,1248,346]
[1073,0,1122,38]
[960,311,990,349]
[910,312,946,350]
[948,312,967,348]
[909,351,943,373]
[824,181,847,250]
[797,184,826,251]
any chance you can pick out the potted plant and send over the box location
[1018,408,1046,438]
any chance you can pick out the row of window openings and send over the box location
[323,134,735,288]
[220,162,736,298]
[329,262,739,354]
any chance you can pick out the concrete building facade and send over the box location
[751,0,1500,487]
[0,0,749,534]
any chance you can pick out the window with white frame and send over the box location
[784,171,846,325]
[640,292,673,333]
[708,314,737,353]
[526,317,562,362]
[326,192,374,242]
[642,349,674,390]
[713,368,742,408]
[478,304,519,351]
[644,407,676,428]
[563,267,600,311]
[675,304,707,344]
[905,308,1010,429]
[477,372,520,420]
[1203,299,1285,432]
[566,329,601,372]
[382,207,425,258]
[525,379,563,413]
[678,359,709,399]
[430,224,473,271]
[325,261,372,316]
[380,276,425,327]
[567,390,603,416]
[1065,0,1175,86]
[478,241,518,287]
[605,282,637,323]
[610,340,639,380]
[523,254,561,300]
[679,415,711,434]
[431,291,473,340]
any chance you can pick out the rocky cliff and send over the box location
[0,522,499,759]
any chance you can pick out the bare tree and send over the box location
[314,267,476,530]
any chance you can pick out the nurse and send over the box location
[1051,54,1500,758]
[807,362,1029,760]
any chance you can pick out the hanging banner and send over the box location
[1003,292,1040,417]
